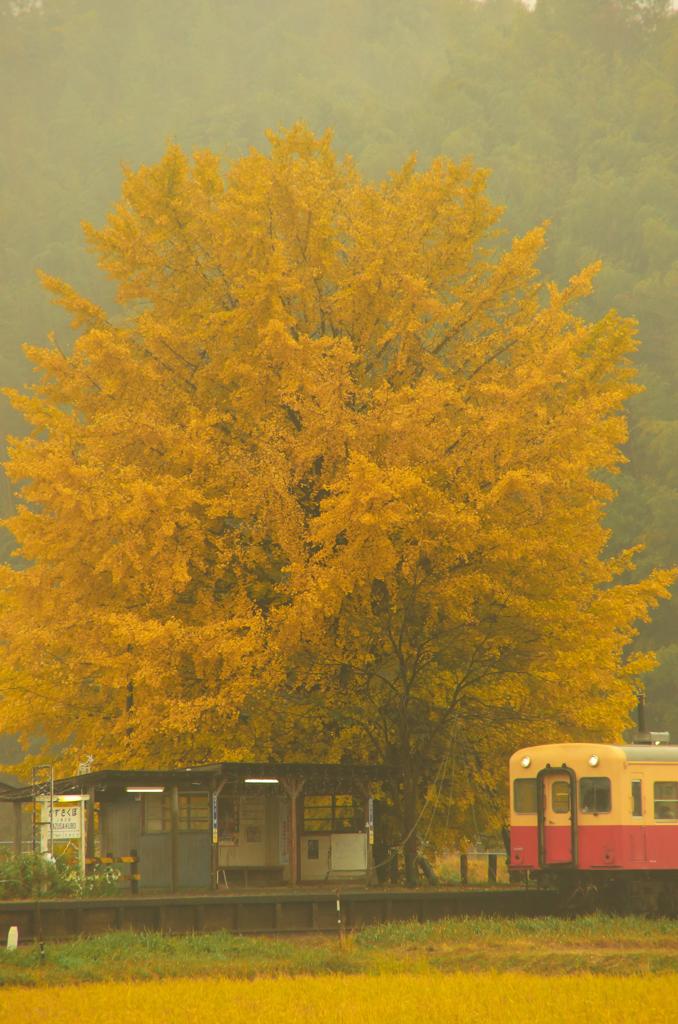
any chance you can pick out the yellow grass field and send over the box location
[2,972,678,1024]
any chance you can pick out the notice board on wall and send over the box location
[330,832,368,872]
[239,795,265,844]
[217,795,239,845]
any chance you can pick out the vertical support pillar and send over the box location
[210,785,217,891]
[290,782,299,887]
[13,801,22,855]
[211,777,227,891]
[85,787,96,871]
[170,784,179,893]
[356,779,375,885]
[130,849,140,894]
[281,777,305,886]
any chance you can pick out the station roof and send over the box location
[1,761,391,802]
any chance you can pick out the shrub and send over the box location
[0,852,119,899]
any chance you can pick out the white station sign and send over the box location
[38,799,83,844]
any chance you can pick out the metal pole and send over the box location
[31,765,54,856]
[638,692,647,734]
[85,787,96,869]
[170,785,179,893]
[13,801,22,855]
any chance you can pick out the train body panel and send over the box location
[510,823,643,869]
[509,742,678,875]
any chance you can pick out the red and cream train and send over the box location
[509,741,678,910]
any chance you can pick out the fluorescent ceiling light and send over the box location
[244,778,279,784]
[126,786,165,793]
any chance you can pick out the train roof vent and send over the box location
[633,730,671,746]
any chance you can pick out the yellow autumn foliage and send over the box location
[0,125,673,860]
[2,973,678,1024]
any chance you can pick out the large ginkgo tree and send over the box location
[1,125,672,880]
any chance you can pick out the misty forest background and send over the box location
[1,0,677,765]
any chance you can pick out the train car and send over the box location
[509,741,678,911]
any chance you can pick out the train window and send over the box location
[579,777,611,813]
[654,781,678,821]
[631,780,643,817]
[513,779,537,813]
[551,781,570,813]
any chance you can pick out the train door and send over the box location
[629,777,646,862]
[537,767,577,867]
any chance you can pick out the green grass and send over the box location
[3,915,678,987]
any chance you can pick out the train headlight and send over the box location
[520,756,531,768]
[588,754,600,767]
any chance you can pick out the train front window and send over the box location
[654,781,678,821]
[579,777,611,814]
[513,778,537,813]
[551,781,571,813]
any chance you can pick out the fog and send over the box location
[1,0,677,745]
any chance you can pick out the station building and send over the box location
[1,761,386,890]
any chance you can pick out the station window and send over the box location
[579,777,611,814]
[178,793,210,831]
[631,780,643,817]
[513,779,537,814]
[143,793,170,833]
[303,796,333,832]
[307,839,320,860]
[217,795,239,842]
[303,795,361,833]
[143,792,210,832]
[654,781,678,821]
[551,781,571,814]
